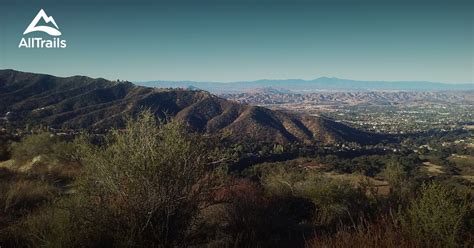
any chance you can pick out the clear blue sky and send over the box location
[0,0,473,83]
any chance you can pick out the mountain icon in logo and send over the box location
[23,9,61,36]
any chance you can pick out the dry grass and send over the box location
[455,175,474,183]
[2,180,57,214]
[0,160,15,170]
[449,154,474,176]
[463,125,474,130]
[306,216,421,248]
[448,155,474,167]
[422,162,444,174]
[324,172,390,196]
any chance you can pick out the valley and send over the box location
[221,90,474,134]
[0,70,472,247]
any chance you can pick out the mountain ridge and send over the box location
[0,69,381,144]
[138,77,474,93]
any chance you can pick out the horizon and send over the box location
[1,0,472,83]
[1,68,473,85]
[0,1,473,247]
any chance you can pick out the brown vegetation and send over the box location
[0,110,472,247]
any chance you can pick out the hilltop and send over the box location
[0,69,381,144]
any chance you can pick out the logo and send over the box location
[19,9,67,48]
[24,9,61,36]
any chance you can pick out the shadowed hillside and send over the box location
[0,69,381,144]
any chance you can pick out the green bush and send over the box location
[10,132,79,167]
[11,132,57,164]
[24,110,222,247]
[297,173,371,227]
[383,161,414,204]
[49,140,80,164]
[262,167,373,228]
[399,182,472,247]
[262,165,306,197]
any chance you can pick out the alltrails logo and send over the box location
[19,9,67,48]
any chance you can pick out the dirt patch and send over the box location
[324,172,390,196]
[301,161,328,169]
[456,175,474,183]
[422,162,444,174]
[0,160,15,170]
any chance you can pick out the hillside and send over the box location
[0,69,379,144]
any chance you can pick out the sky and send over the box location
[0,0,473,83]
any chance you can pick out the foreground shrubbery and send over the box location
[308,182,473,248]
[72,112,223,247]
[262,165,376,228]
[10,131,78,166]
[400,182,472,247]
[0,111,472,247]
[200,178,314,247]
[307,216,420,248]
[0,136,12,161]
[5,111,224,247]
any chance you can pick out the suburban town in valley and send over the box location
[220,90,474,134]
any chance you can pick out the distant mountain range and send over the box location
[0,69,382,144]
[137,77,474,93]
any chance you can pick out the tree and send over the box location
[383,161,412,205]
